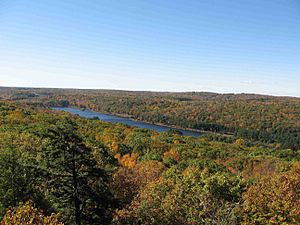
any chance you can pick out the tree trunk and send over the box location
[72,147,81,225]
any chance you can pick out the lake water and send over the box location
[53,107,202,137]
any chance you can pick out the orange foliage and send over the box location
[111,160,165,206]
[241,158,279,180]
[242,164,300,224]
[163,149,180,161]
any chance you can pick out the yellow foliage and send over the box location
[173,139,180,144]
[235,138,245,147]
[182,166,200,177]
[115,153,138,169]
[7,110,26,124]
[110,141,119,153]
[96,128,121,153]
[1,201,63,225]
[242,168,300,224]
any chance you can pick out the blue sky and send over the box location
[0,0,300,96]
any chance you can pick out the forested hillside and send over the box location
[0,100,299,224]
[1,87,299,149]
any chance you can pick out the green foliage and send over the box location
[124,129,152,155]
[38,118,115,225]
[0,132,45,219]
[6,88,299,149]
[115,168,244,225]
[0,100,299,224]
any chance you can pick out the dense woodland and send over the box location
[1,87,299,149]
[0,88,299,224]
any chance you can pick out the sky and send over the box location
[0,0,300,97]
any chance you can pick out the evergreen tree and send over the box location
[40,118,114,225]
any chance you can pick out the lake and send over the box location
[53,107,203,137]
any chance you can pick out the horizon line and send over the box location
[1,85,299,98]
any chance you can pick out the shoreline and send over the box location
[54,106,232,136]
[97,110,232,136]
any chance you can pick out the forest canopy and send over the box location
[0,87,299,224]
[1,87,299,149]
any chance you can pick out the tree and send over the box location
[40,118,115,225]
[1,201,63,225]
[111,160,165,206]
[242,163,300,224]
[0,132,42,218]
[115,168,243,225]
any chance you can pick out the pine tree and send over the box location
[40,118,114,225]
